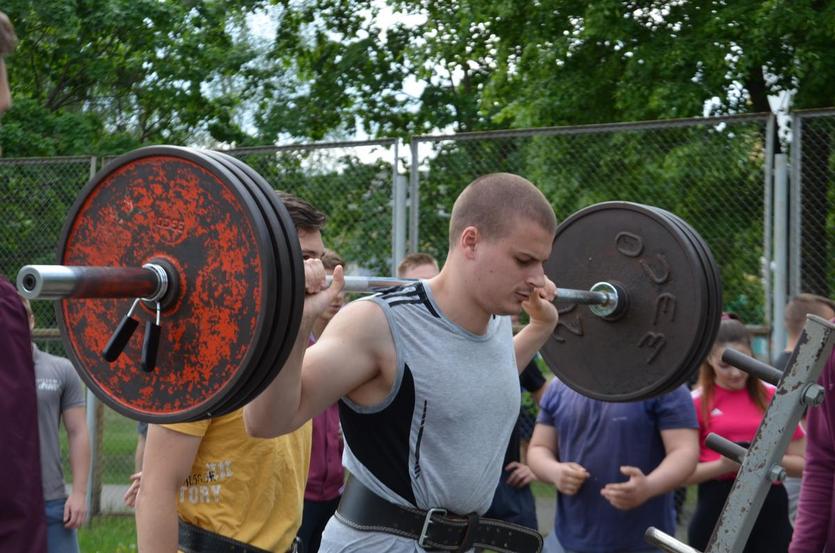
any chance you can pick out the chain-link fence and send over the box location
[790,109,835,299]
[410,114,774,326]
[0,156,96,338]
[4,113,833,516]
[2,140,402,513]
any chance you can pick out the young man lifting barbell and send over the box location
[245,173,558,553]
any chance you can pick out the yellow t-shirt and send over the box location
[164,408,312,552]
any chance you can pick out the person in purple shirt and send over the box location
[0,277,47,553]
[528,378,699,553]
[790,331,835,553]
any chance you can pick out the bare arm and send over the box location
[246,297,390,438]
[514,278,558,372]
[62,406,90,529]
[686,455,739,485]
[781,436,806,478]
[136,425,201,553]
[527,423,589,495]
[602,428,698,510]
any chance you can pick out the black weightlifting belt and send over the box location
[334,478,543,553]
[178,519,298,553]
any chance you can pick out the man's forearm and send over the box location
[646,448,697,497]
[136,487,179,553]
[513,320,555,372]
[244,315,316,438]
[68,429,91,494]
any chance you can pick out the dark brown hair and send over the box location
[448,173,557,249]
[697,317,768,423]
[321,250,345,271]
[276,191,326,232]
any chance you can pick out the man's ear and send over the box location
[459,226,480,259]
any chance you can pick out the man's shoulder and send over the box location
[35,348,77,376]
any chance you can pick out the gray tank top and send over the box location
[338,281,520,516]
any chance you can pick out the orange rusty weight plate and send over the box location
[198,150,303,417]
[57,146,277,422]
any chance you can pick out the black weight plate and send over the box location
[57,146,277,422]
[641,207,712,394]
[541,202,712,401]
[208,152,305,412]
[653,208,722,393]
[197,150,292,418]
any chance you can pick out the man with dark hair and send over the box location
[396,252,439,280]
[132,191,327,553]
[246,173,559,552]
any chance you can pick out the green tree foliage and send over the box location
[260,1,835,135]
[0,0,269,156]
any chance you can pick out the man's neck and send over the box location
[428,272,492,336]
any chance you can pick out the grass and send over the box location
[79,515,136,552]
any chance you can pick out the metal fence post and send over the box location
[789,114,802,297]
[762,116,775,351]
[85,389,103,521]
[771,153,789,361]
[408,138,420,254]
[391,142,407,276]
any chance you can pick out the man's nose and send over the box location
[527,265,546,288]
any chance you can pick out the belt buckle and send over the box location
[418,507,447,548]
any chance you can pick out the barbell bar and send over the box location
[18,265,621,312]
[16,145,722,422]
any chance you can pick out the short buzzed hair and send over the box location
[785,294,835,338]
[277,191,326,232]
[397,253,439,278]
[448,173,557,248]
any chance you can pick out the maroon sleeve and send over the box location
[790,344,835,553]
[0,278,46,553]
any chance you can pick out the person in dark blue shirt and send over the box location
[528,378,698,553]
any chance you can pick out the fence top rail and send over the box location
[792,107,835,119]
[411,112,772,144]
[0,155,96,165]
[224,138,397,155]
